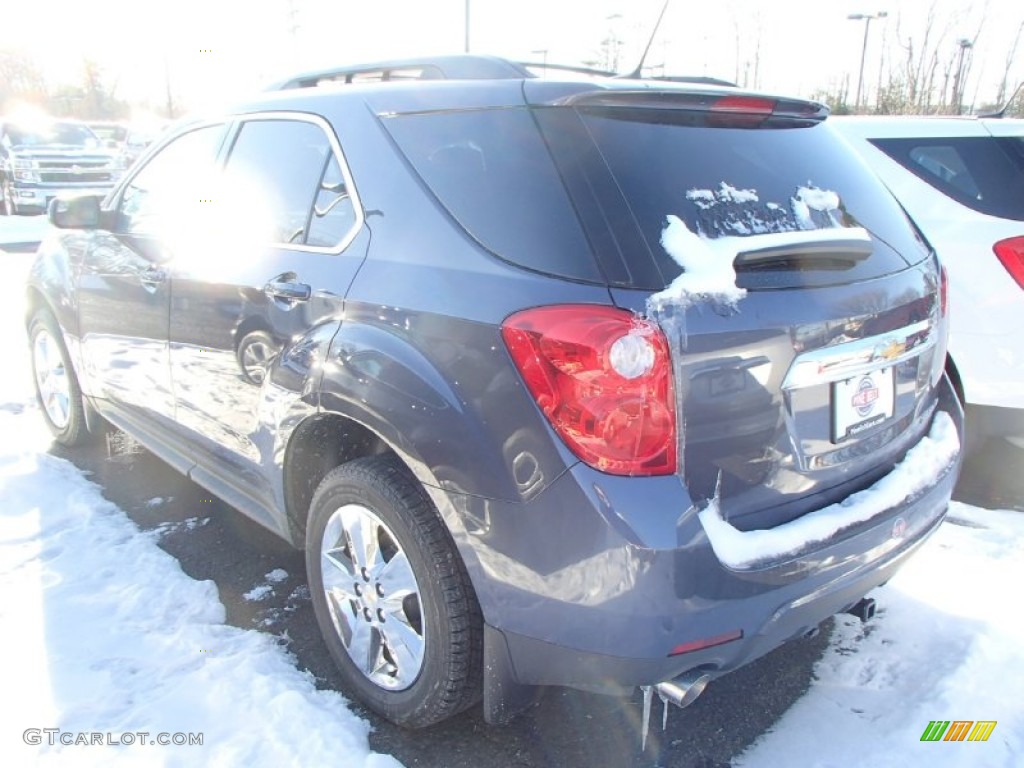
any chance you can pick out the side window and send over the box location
[119,125,225,235]
[907,145,982,199]
[220,119,337,246]
[871,136,1024,221]
[305,153,357,247]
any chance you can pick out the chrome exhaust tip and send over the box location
[640,671,713,750]
[654,671,712,709]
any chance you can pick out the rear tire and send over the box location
[306,455,483,727]
[29,310,88,446]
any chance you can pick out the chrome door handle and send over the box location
[264,275,311,302]
[140,266,166,293]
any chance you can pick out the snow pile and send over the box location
[0,418,402,767]
[792,185,844,230]
[648,215,748,311]
[265,568,289,584]
[244,584,275,601]
[738,501,1024,767]
[700,411,960,568]
[686,182,760,208]
[0,214,51,249]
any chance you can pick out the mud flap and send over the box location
[482,624,544,725]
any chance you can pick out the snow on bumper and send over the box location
[700,411,960,569]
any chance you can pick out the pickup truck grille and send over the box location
[36,160,114,185]
[39,170,113,184]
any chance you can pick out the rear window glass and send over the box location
[870,136,1024,221]
[382,108,602,282]
[559,109,928,289]
[384,106,929,290]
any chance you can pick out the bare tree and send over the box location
[0,48,48,111]
[995,18,1024,105]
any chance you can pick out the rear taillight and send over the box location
[994,236,1024,290]
[502,305,676,476]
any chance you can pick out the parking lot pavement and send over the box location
[47,433,830,768]
[954,437,1024,511]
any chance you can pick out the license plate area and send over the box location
[832,367,895,442]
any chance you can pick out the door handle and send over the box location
[264,274,311,303]
[139,266,166,293]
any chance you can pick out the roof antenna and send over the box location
[978,81,1023,118]
[618,0,672,79]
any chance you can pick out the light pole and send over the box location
[848,11,888,112]
[952,38,973,115]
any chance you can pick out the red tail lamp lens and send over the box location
[502,305,676,476]
[994,236,1024,290]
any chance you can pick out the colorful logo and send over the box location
[920,720,997,742]
[852,376,880,416]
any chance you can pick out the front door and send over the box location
[77,124,227,432]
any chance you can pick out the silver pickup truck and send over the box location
[1,119,124,215]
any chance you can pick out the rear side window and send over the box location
[382,108,602,282]
[871,136,1024,221]
[305,154,357,247]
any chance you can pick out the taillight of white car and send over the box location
[994,236,1024,290]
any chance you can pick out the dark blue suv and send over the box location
[26,56,963,729]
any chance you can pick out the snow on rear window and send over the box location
[700,411,960,569]
[647,216,747,311]
[647,184,870,311]
[683,182,849,238]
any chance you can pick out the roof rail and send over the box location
[266,55,534,90]
[266,53,737,92]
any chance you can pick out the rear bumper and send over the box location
[469,375,963,697]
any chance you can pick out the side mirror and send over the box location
[49,195,103,229]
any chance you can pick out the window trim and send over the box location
[107,111,365,255]
[221,110,365,255]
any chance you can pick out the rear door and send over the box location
[167,113,367,512]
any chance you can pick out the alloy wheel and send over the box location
[319,503,426,690]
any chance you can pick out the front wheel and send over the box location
[306,455,483,727]
[29,310,88,445]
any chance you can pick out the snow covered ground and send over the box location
[0,215,51,249]
[738,500,1023,767]
[2,226,1022,767]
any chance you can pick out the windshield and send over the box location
[4,122,99,148]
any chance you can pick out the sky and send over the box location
[3,1,1023,115]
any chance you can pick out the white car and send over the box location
[833,115,1024,452]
